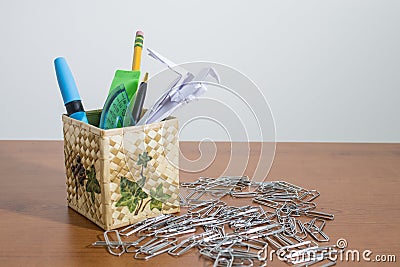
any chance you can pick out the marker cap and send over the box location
[54,57,82,105]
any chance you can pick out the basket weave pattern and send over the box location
[62,112,180,230]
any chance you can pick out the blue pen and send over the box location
[54,57,89,123]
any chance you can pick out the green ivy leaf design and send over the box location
[137,152,152,168]
[150,183,171,202]
[137,174,146,188]
[150,199,163,211]
[116,177,148,213]
[148,183,171,211]
[116,194,139,213]
[120,176,138,195]
[85,165,101,202]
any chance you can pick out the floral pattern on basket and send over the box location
[71,155,101,202]
[115,152,171,215]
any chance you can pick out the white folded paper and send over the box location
[136,48,220,125]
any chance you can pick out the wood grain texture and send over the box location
[0,141,399,266]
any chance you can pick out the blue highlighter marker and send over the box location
[54,57,89,123]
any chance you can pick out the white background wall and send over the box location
[0,0,399,142]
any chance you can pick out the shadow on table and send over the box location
[0,142,101,231]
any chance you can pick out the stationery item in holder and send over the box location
[131,72,149,125]
[108,30,144,100]
[108,70,140,101]
[132,31,144,71]
[136,48,220,125]
[99,84,129,129]
[62,109,180,230]
[54,57,88,123]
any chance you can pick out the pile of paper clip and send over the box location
[92,176,340,266]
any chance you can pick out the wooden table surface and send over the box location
[0,141,399,266]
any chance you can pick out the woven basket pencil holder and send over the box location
[62,109,180,230]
